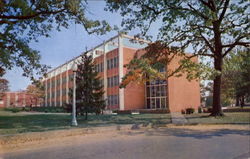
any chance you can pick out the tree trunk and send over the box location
[85,111,88,120]
[236,95,240,106]
[210,21,224,117]
[211,56,224,116]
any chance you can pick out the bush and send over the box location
[4,107,22,113]
[31,107,64,113]
[186,108,195,114]
[181,109,186,114]
[198,107,203,113]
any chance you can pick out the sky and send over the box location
[3,2,123,91]
[4,1,162,91]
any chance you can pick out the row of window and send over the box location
[107,75,119,87]
[46,76,71,89]
[47,89,67,99]
[107,56,119,70]
[146,85,167,97]
[146,97,167,109]
[95,62,104,73]
[107,95,119,106]
[146,79,166,85]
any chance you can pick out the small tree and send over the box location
[75,54,105,120]
[222,48,250,107]
[0,78,9,100]
[26,84,44,106]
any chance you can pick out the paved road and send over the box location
[1,127,249,159]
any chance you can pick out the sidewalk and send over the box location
[170,112,188,125]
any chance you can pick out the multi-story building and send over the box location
[0,91,42,108]
[42,34,200,112]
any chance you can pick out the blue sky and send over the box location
[4,0,167,91]
[4,1,162,91]
[4,2,121,91]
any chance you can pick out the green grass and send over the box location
[0,111,171,135]
[185,112,250,124]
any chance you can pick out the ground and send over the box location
[184,112,250,124]
[0,111,171,135]
[0,110,249,159]
[0,125,249,159]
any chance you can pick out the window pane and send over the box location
[147,99,150,109]
[161,98,166,108]
[147,87,150,97]
[156,98,160,108]
[151,99,156,109]
[156,86,160,96]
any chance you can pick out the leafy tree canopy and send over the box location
[0,0,111,79]
[106,0,250,116]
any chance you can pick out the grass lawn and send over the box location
[185,112,250,124]
[0,111,171,135]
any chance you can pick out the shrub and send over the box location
[31,107,64,113]
[4,107,22,113]
[181,109,186,114]
[198,107,203,113]
[186,108,195,114]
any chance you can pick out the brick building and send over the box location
[0,91,42,108]
[42,34,200,112]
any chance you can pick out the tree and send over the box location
[106,0,250,116]
[0,0,111,79]
[26,84,44,106]
[222,48,250,107]
[75,54,105,120]
[0,78,9,99]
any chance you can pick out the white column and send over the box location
[15,92,18,107]
[118,34,125,110]
[54,72,57,107]
[45,79,47,107]
[50,74,52,106]
[103,42,108,102]
[6,93,10,107]
[66,64,69,104]
[60,68,63,106]
[23,93,26,106]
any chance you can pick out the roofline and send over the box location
[46,33,151,74]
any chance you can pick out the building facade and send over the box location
[42,34,200,112]
[0,91,42,108]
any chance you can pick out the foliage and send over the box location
[106,0,250,116]
[0,78,9,99]
[0,0,111,79]
[221,48,250,106]
[26,84,44,106]
[120,42,218,88]
[4,107,23,113]
[185,108,195,114]
[73,54,106,120]
[31,106,64,113]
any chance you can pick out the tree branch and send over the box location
[222,37,250,57]
[219,0,230,22]
[0,9,66,20]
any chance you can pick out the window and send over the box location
[56,78,60,85]
[108,95,119,106]
[107,56,118,70]
[107,75,119,87]
[146,79,168,109]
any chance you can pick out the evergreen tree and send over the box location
[75,54,105,120]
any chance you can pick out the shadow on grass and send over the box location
[119,127,250,139]
[0,113,171,134]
